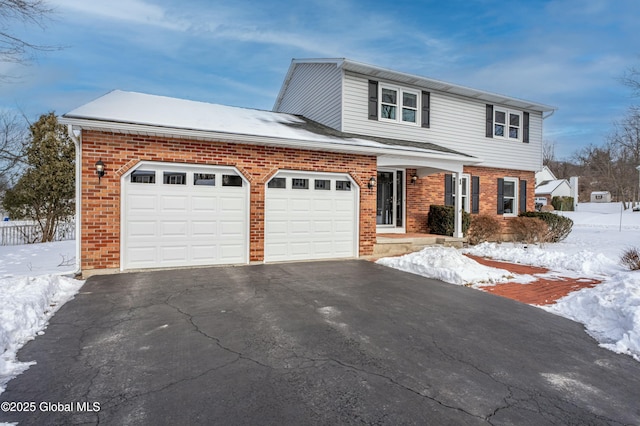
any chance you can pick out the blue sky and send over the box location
[1,0,639,159]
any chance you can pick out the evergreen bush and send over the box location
[427,205,470,236]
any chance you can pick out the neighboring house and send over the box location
[61,58,555,274]
[591,191,612,203]
[535,166,572,206]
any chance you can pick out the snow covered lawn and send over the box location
[0,240,83,394]
[378,203,640,362]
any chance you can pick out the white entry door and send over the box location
[121,162,249,270]
[264,171,359,262]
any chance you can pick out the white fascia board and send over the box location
[60,117,481,163]
[377,154,480,173]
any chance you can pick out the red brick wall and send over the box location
[405,166,536,235]
[80,130,377,271]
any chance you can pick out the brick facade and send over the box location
[80,130,377,272]
[405,166,536,235]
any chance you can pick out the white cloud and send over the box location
[52,0,189,31]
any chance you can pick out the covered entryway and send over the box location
[121,162,249,270]
[264,171,359,262]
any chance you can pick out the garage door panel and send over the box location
[123,164,248,270]
[160,245,188,262]
[127,246,156,264]
[127,195,157,212]
[265,172,357,262]
[192,196,217,213]
[191,245,217,262]
[161,195,189,212]
[221,197,246,213]
[191,221,217,236]
[128,221,157,238]
[161,221,188,236]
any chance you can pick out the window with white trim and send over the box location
[502,177,518,216]
[379,84,419,125]
[451,174,471,213]
[494,108,522,141]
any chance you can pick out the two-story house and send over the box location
[61,58,555,274]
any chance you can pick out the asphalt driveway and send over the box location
[1,260,639,425]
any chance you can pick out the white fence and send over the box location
[0,220,75,246]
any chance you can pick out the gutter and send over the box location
[67,125,82,277]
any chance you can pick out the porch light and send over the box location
[368,176,376,189]
[95,160,105,182]
[411,174,418,184]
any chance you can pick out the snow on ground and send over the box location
[0,240,83,394]
[378,203,640,362]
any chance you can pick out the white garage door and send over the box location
[265,171,359,262]
[122,162,248,270]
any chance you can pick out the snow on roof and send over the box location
[535,179,567,194]
[62,90,477,160]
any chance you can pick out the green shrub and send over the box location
[519,211,573,242]
[509,217,549,244]
[467,214,501,245]
[551,196,574,211]
[427,205,471,236]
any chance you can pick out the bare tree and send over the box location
[621,65,640,97]
[0,109,27,182]
[0,0,55,79]
[542,139,556,167]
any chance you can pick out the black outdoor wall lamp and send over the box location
[411,174,418,184]
[368,176,376,189]
[95,159,105,183]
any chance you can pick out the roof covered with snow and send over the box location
[276,58,556,113]
[535,179,570,194]
[62,90,476,161]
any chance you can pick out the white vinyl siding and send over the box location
[273,62,342,130]
[342,72,543,171]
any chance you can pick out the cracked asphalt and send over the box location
[1,260,640,425]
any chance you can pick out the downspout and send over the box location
[67,125,82,277]
[543,110,555,120]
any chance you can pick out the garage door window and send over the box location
[336,180,351,191]
[314,179,330,190]
[268,177,286,188]
[292,178,309,189]
[222,175,243,187]
[194,173,215,186]
[131,170,156,184]
[164,172,186,185]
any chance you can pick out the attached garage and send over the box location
[121,162,249,270]
[264,171,359,262]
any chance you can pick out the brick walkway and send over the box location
[465,254,602,306]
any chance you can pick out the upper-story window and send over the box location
[486,104,529,143]
[369,80,430,127]
[379,85,419,125]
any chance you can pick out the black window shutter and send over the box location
[421,91,430,128]
[523,112,530,143]
[368,80,378,120]
[497,178,504,214]
[444,174,453,206]
[471,176,480,214]
[519,179,527,213]
[486,104,494,138]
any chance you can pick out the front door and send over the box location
[376,170,404,231]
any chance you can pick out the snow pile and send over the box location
[0,240,83,394]
[0,275,84,392]
[544,275,640,361]
[377,246,531,286]
[378,203,640,362]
